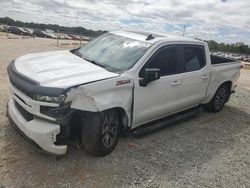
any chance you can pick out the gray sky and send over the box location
[0,0,249,44]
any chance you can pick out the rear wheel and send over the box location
[81,110,120,157]
[204,84,230,113]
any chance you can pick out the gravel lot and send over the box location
[0,36,250,188]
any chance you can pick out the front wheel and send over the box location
[204,84,230,113]
[81,110,120,157]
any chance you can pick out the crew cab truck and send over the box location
[6,31,241,156]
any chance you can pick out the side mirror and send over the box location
[139,68,160,87]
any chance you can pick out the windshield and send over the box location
[75,33,151,72]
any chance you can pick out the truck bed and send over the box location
[210,55,235,65]
[205,57,241,104]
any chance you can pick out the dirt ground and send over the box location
[0,36,250,188]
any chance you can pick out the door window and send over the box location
[183,45,206,72]
[143,46,178,76]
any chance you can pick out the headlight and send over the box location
[34,94,66,103]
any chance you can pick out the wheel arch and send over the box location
[221,80,232,90]
[203,80,232,112]
[203,80,233,104]
[211,80,232,101]
[108,107,130,131]
[68,106,130,138]
[219,81,232,102]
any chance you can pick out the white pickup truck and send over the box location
[7,31,241,156]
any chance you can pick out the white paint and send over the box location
[176,44,211,111]
[202,62,241,104]
[14,50,119,88]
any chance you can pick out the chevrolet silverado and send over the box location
[7,31,241,156]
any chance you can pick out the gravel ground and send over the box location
[0,36,250,188]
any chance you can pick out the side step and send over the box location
[132,106,203,137]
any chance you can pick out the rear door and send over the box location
[176,44,210,111]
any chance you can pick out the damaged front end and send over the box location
[7,59,133,155]
[7,61,78,154]
[39,101,75,144]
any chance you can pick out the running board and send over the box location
[132,106,203,137]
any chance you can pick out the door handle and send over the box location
[171,80,181,86]
[202,75,209,79]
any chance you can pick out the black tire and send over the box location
[81,110,120,157]
[204,84,230,113]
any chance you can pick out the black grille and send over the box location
[14,101,33,121]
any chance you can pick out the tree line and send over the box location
[204,40,250,55]
[0,17,106,37]
[1,17,249,54]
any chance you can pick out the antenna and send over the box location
[182,25,186,36]
[146,34,155,40]
[75,11,79,27]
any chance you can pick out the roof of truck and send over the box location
[111,30,204,45]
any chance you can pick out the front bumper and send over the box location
[7,98,67,155]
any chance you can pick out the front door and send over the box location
[132,45,182,128]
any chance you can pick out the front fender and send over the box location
[65,76,134,127]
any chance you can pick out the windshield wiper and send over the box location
[71,50,107,69]
[83,57,121,71]
[77,54,122,73]
[83,57,106,68]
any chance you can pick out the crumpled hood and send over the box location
[14,50,119,88]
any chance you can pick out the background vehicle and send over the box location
[8,26,31,36]
[59,33,72,40]
[68,34,80,40]
[33,30,56,38]
[23,28,33,36]
[6,31,241,156]
[44,29,57,39]
[0,24,8,32]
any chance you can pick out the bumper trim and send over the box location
[7,98,67,155]
[8,112,42,150]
